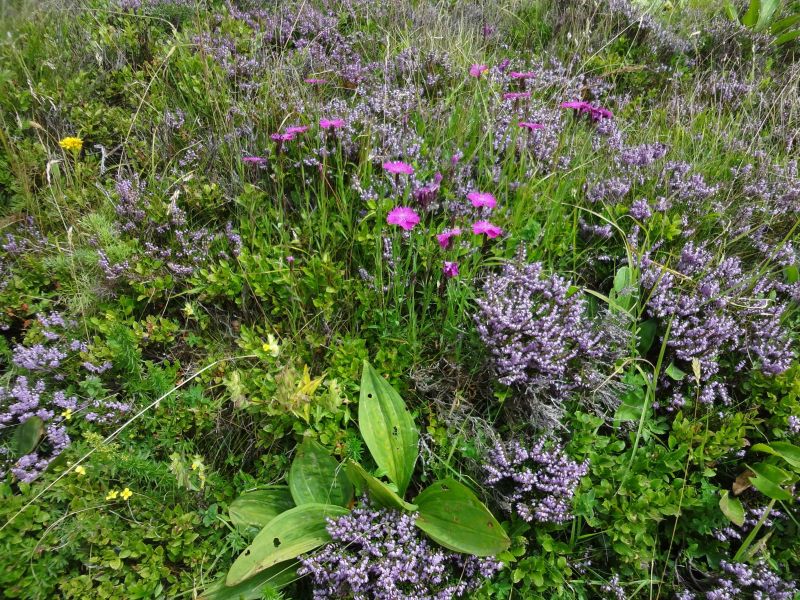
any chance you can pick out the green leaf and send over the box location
[747,463,793,501]
[414,478,510,556]
[613,266,631,293]
[226,503,349,586]
[665,362,686,381]
[771,13,800,34]
[344,460,417,511]
[229,487,295,529]
[13,416,44,456]
[751,441,800,470]
[289,440,353,507]
[742,0,761,27]
[719,491,745,526]
[359,361,418,496]
[725,0,741,22]
[755,0,780,30]
[200,561,297,599]
[775,28,800,44]
[636,319,657,355]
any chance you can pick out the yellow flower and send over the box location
[58,136,83,152]
[261,334,280,357]
[191,457,202,471]
[106,489,118,500]
[62,408,72,420]
[120,487,133,501]
[74,465,86,476]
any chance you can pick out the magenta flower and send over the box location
[518,122,544,131]
[467,191,497,209]
[443,261,459,278]
[502,92,531,101]
[320,118,345,129]
[271,133,296,142]
[450,151,463,165]
[509,71,535,79]
[286,255,295,264]
[242,156,267,164]
[383,161,414,175]
[560,101,613,122]
[285,125,309,134]
[436,227,462,249]
[472,220,503,238]
[304,78,327,84]
[387,207,420,231]
[469,64,489,78]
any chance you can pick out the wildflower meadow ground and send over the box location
[0,0,799,598]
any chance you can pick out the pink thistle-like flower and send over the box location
[271,133,295,142]
[304,78,327,84]
[286,255,295,264]
[467,191,497,209]
[285,125,309,135]
[451,151,463,165]
[469,64,489,78]
[502,92,531,101]
[443,261,459,278]
[560,101,613,122]
[472,220,503,238]
[320,118,345,129]
[242,156,267,164]
[509,71,535,79]
[387,206,420,231]
[518,122,544,131]
[383,161,414,175]
[436,227,462,249]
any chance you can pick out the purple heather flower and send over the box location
[413,173,443,209]
[443,261,459,278]
[436,228,462,249]
[383,161,414,175]
[509,71,536,79]
[387,207,420,231]
[472,220,502,238]
[467,191,497,209]
[271,132,295,142]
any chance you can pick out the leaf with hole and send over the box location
[344,460,417,511]
[414,479,510,556]
[289,440,352,507]
[358,361,418,496]
[226,503,349,586]
[719,491,745,526]
[229,487,295,529]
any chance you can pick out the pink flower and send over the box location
[271,132,295,142]
[436,227,462,249]
[518,122,544,131]
[242,156,267,164]
[560,101,613,122]
[443,261,459,278]
[450,151,463,165]
[472,220,502,238]
[387,206,420,231]
[286,255,295,264]
[320,118,345,129]
[502,92,531,101]
[304,78,327,84]
[285,125,309,134]
[469,64,489,78]
[383,161,414,175]
[467,191,497,209]
[509,71,535,79]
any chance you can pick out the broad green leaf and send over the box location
[636,319,657,355]
[751,442,800,470]
[359,361,418,496]
[719,491,745,526]
[742,0,761,27]
[725,0,741,22]
[200,561,297,599]
[414,478,510,556]
[226,503,349,586]
[613,266,631,293]
[229,487,295,529]
[771,13,800,34]
[13,416,44,456]
[665,362,686,381]
[345,460,417,511]
[749,473,793,501]
[289,440,353,507]
[755,0,780,30]
[776,28,800,44]
[614,386,646,422]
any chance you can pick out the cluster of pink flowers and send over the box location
[560,100,613,122]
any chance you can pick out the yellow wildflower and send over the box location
[191,456,202,471]
[74,465,86,476]
[58,136,83,152]
[62,408,72,420]
[261,334,280,357]
[120,487,133,501]
[106,489,118,500]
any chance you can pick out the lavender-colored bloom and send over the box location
[629,198,652,221]
[299,502,501,599]
[443,261,458,278]
[485,438,588,524]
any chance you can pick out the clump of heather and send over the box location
[298,502,501,599]
[484,438,588,524]
[641,242,794,409]
[677,561,797,600]
[475,254,629,421]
